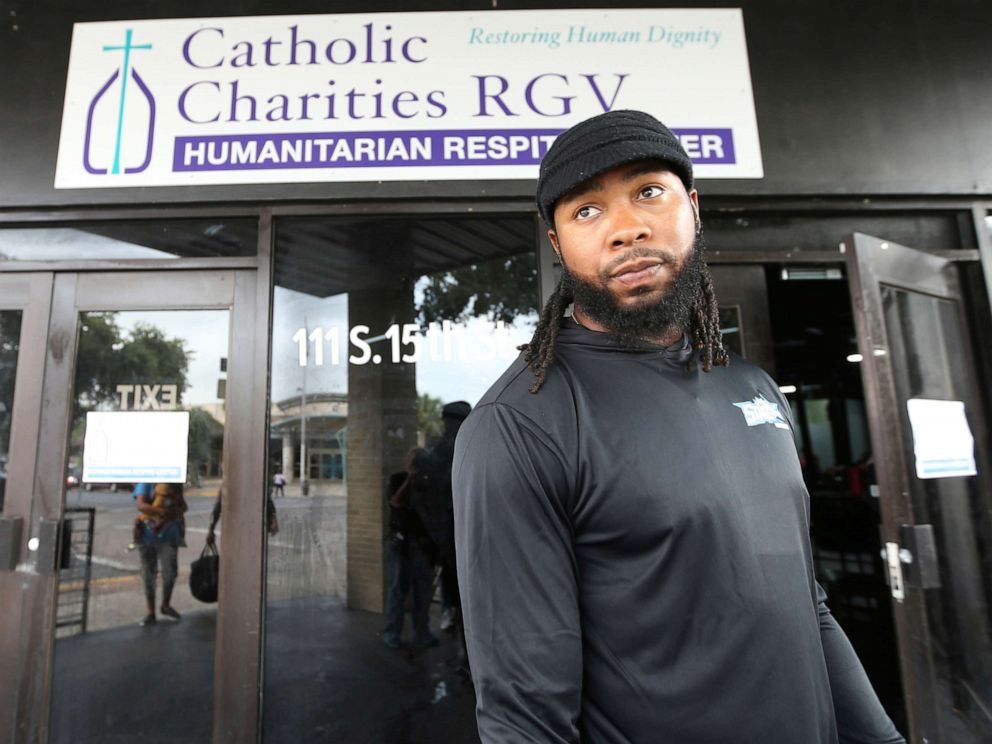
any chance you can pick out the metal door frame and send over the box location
[0,263,270,744]
[844,231,992,743]
[0,272,55,743]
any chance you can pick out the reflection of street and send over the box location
[266,481,347,604]
[61,481,221,633]
[61,478,348,632]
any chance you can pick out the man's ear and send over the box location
[689,189,701,234]
[548,229,561,262]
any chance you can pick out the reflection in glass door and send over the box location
[879,287,992,742]
[263,215,539,742]
[49,309,230,744]
[0,310,21,512]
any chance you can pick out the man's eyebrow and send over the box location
[559,163,675,204]
[560,179,603,202]
[621,163,673,181]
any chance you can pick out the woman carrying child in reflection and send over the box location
[132,482,188,626]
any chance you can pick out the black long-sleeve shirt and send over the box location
[453,322,904,744]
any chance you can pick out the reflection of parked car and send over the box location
[66,466,82,487]
[65,465,130,492]
[83,481,131,492]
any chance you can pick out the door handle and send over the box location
[883,542,906,602]
[31,518,63,575]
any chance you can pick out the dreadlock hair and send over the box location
[689,263,730,374]
[518,260,729,394]
[519,279,576,393]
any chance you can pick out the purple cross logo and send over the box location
[83,28,156,175]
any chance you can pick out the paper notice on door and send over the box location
[906,399,977,479]
[82,411,189,483]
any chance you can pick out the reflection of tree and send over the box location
[187,407,222,487]
[71,316,223,485]
[75,315,190,410]
[418,393,443,446]
[417,253,538,324]
[72,314,191,443]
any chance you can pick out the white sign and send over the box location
[906,398,977,479]
[82,411,190,483]
[55,9,762,188]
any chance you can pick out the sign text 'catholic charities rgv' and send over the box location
[55,9,763,189]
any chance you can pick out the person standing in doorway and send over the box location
[382,447,437,649]
[272,470,286,499]
[418,401,471,636]
[453,111,904,743]
[133,482,187,626]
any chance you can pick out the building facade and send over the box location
[1,2,991,743]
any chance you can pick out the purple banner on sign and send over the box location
[671,128,736,165]
[172,128,736,172]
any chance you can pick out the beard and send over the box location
[561,232,707,348]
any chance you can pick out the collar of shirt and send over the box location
[557,317,695,365]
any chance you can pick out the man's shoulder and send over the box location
[475,355,534,407]
[475,354,575,417]
[460,355,578,462]
[723,350,773,380]
[717,350,795,416]
[721,350,785,390]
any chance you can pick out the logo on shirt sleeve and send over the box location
[733,394,790,430]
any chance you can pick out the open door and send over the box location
[709,264,776,376]
[845,233,992,743]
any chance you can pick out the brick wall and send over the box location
[345,279,418,613]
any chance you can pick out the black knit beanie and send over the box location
[536,110,694,227]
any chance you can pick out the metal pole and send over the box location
[300,315,309,496]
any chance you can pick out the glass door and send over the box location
[0,270,266,744]
[262,214,539,742]
[0,273,54,741]
[845,233,992,743]
[708,264,776,375]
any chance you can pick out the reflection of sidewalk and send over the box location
[50,598,480,744]
[184,477,221,499]
[270,479,346,499]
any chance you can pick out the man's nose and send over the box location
[608,204,652,248]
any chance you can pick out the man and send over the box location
[452,111,904,744]
[416,401,472,655]
[382,447,437,649]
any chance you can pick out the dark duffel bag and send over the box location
[190,543,219,603]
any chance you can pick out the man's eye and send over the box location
[638,185,664,199]
[575,205,601,220]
